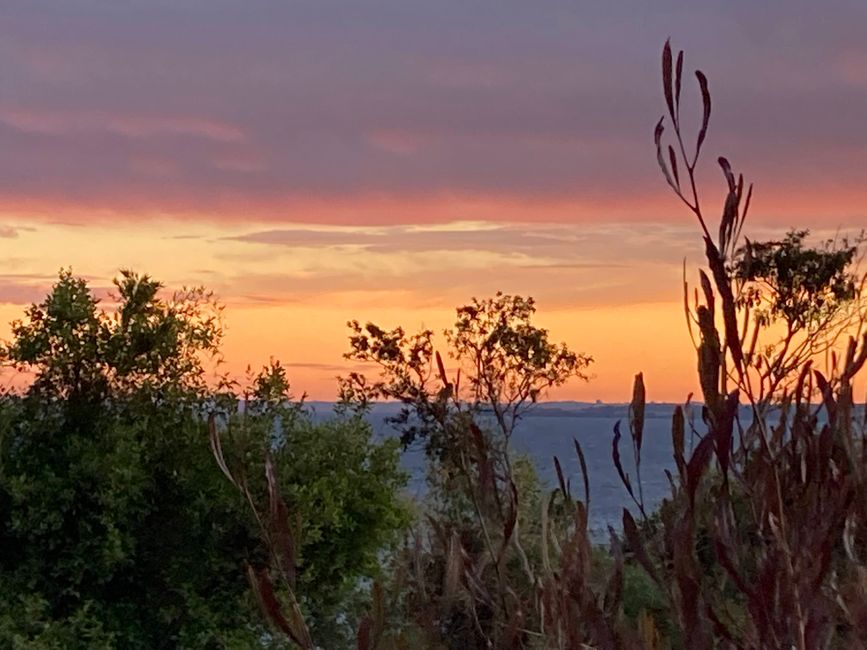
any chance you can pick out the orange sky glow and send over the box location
[1,1,866,402]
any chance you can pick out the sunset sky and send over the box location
[1,1,866,401]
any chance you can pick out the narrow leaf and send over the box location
[266,455,297,587]
[695,70,711,161]
[612,421,634,498]
[686,432,714,507]
[208,414,237,488]
[698,269,715,315]
[672,405,686,478]
[713,390,738,482]
[435,350,449,387]
[668,145,680,188]
[553,455,569,499]
[655,117,676,190]
[622,509,660,584]
[718,156,735,192]
[630,372,646,456]
[662,39,675,119]
[574,437,590,509]
[814,370,837,423]
[356,618,372,650]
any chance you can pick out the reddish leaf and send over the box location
[741,182,753,226]
[814,370,836,423]
[669,144,680,188]
[704,237,744,373]
[496,480,519,566]
[698,269,715,316]
[612,421,634,499]
[266,455,297,587]
[718,156,736,192]
[713,390,738,481]
[842,332,867,380]
[574,437,590,509]
[662,39,675,120]
[622,509,660,585]
[604,534,624,616]
[672,405,686,478]
[630,372,646,456]
[672,519,708,647]
[713,539,753,598]
[706,605,738,643]
[435,350,449,387]
[694,70,711,160]
[356,617,372,650]
[719,190,738,251]
[655,117,676,190]
[553,455,569,500]
[795,360,813,409]
[686,432,714,507]
[249,566,310,648]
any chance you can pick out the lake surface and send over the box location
[337,404,689,538]
[513,415,677,534]
[307,401,861,537]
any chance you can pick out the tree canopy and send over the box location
[339,291,591,459]
[0,270,408,649]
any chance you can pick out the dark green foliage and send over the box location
[0,271,410,649]
[279,417,408,600]
[734,229,862,329]
[213,367,411,645]
[209,358,411,648]
[6,269,222,402]
[0,270,261,648]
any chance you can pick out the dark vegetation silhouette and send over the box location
[229,43,867,650]
[0,272,408,647]
[1,42,866,649]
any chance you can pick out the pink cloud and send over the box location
[365,129,428,156]
[0,108,244,143]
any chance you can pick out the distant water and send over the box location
[514,415,678,535]
[310,403,688,537]
[308,401,863,538]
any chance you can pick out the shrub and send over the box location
[0,272,410,649]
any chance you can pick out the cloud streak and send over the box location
[0,108,245,143]
[228,222,697,261]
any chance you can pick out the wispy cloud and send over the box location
[205,221,706,309]
[0,275,52,305]
[0,108,245,143]
[228,221,698,261]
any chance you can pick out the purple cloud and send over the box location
[0,0,866,225]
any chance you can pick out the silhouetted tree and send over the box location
[339,291,591,460]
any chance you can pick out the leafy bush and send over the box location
[0,272,409,649]
[211,363,410,647]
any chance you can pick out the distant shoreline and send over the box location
[305,400,866,420]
